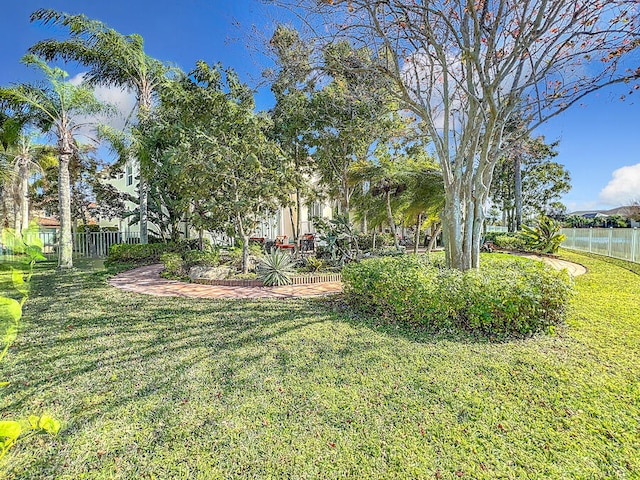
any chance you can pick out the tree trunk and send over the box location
[58,143,73,269]
[514,153,523,231]
[289,205,297,243]
[241,235,249,275]
[236,214,249,274]
[295,189,302,246]
[19,164,29,234]
[12,185,21,233]
[441,186,483,271]
[414,213,422,254]
[385,190,400,251]
[427,223,442,252]
[139,174,148,244]
[137,85,153,245]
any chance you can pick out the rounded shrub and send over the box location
[493,234,527,251]
[342,254,573,338]
[182,249,220,269]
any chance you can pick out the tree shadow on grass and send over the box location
[1,263,560,477]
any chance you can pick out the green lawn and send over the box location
[0,252,638,479]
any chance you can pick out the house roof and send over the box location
[37,216,60,227]
[569,205,640,219]
[569,211,608,218]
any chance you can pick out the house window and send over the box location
[126,164,133,186]
[308,202,323,221]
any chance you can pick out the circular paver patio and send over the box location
[109,255,585,299]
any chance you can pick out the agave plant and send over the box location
[521,216,566,254]
[257,250,295,286]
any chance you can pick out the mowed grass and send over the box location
[0,252,638,479]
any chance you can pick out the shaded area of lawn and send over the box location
[0,252,638,479]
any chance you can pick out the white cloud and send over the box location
[599,163,640,206]
[68,72,137,144]
[566,201,599,213]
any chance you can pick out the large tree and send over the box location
[0,55,107,268]
[29,9,171,244]
[268,25,316,246]
[272,0,640,270]
[491,136,570,231]
[141,62,291,272]
[309,41,401,217]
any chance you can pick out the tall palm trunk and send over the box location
[58,130,73,268]
[138,86,153,244]
[139,174,148,244]
[18,159,30,234]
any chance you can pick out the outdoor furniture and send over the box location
[275,235,295,251]
[300,233,316,254]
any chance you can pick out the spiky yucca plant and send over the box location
[257,250,295,286]
[521,216,565,254]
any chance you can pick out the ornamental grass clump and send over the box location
[342,254,573,339]
[256,250,295,286]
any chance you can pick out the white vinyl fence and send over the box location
[561,228,640,263]
[37,231,141,260]
[486,225,509,233]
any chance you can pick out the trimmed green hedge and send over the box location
[106,239,210,267]
[493,234,527,251]
[342,254,573,338]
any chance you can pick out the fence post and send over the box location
[632,228,638,263]
[589,227,593,253]
[608,227,613,257]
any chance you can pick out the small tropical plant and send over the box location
[313,215,359,264]
[305,255,325,273]
[0,223,60,460]
[521,216,566,254]
[257,250,295,286]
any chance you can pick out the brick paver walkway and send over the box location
[108,264,343,299]
[109,255,585,300]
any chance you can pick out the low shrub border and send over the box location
[193,272,342,287]
[106,239,207,267]
[342,254,573,339]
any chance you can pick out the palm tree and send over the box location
[349,145,444,252]
[29,9,171,244]
[401,165,445,253]
[350,158,406,250]
[0,135,51,234]
[0,112,23,225]
[0,55,107,268]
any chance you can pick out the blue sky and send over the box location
[2,0,639,211]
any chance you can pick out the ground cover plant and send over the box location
[0,251,638,478]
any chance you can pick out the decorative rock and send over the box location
[189,265,234,281]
